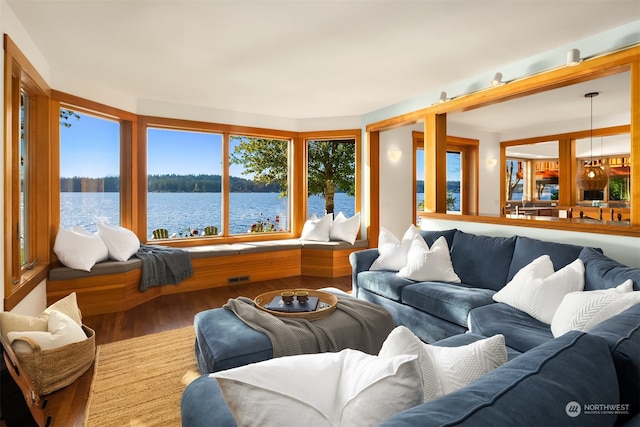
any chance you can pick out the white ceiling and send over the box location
[6,0,640,124]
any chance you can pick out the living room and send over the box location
[1,1,639,425]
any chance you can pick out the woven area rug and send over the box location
[84,326,200,426]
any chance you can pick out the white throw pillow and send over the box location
[329,212,361,244]
[300,213,333,242]
[97,223,140,261]
[53,226,109,271]
[493,255,585,324]
[397,235,460,283]
[379,326,507,401]
[370,225,420,272]
[8,310,87,353]
[212,348,422,427]
[551,279,639,337]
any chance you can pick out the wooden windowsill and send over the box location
[4,263,49,311]
[418,212,640,237]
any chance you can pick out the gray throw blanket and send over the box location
[134,244,194,292]
[224,295,395,357]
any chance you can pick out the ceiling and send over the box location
[6,0,640,124]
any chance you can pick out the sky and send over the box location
[60,111,461,181]
[60,112,247,178]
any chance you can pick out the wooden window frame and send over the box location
[299,131,362,235]
[413,131,479,218]
[3,35,51,310]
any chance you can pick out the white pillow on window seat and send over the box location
[97,222,140,261]
[300,213,333,242]
[330,212,361,244]
[53,226,109,271]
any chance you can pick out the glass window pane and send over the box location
[20,92,28,265]
[416,147,424,223]
[59,110,120,231]
[147,128,222,239]
[306,139,356,218]
[229,135,290,234]
[446,151,461,213]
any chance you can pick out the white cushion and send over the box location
[370,225,420,271]
[212,348,422,427]
[300,213,333,242]
[329,212,361,244]
[551,279,639,337]
[379,326,507,401]
[53,226,109,271]
[492,255,585,324]
[44,292,83,326]
[8,310,87,353]
[97,223,140,261]
[397,235,460,283]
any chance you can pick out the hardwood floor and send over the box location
[28,276,352,427]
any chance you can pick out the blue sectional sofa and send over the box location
[181,229,640,426]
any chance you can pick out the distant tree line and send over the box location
[60,174,283,193]
[416,180,461,193]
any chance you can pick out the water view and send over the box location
[60,192,356,238]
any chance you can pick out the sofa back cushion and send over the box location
[449,231,516,291]
[380,331,619,427]
[507,236,599,283]
[580,247,640,291]
[587,303,640,424]
[418,229,457,249]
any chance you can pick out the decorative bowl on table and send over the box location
[254,288,338,320]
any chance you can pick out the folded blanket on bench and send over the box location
[134,244,194,292]
[223,296,394,357]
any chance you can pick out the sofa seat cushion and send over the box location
[380,331,619,427]
[506,236,599,283]
[580,247,640,291]
[449,231,516,291]
[181,375,237,427]
[586,303,640,424]
[401,282,495,328]
[356,270,415,302]
[468,303,553,353]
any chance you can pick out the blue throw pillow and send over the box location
[579,247,640,291]
[449,231,516,291]
[507,236,601,282]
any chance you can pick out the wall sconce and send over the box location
[486,158,498,168]
[566,48,581,66]
[388,150,402,162]
[490,73,504,87]
[437,91,448,103]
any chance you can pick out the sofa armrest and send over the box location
[349,248,379,295]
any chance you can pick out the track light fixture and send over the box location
[490,72,504,86]
[567,48,581,66]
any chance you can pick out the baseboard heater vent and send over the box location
[227,275,250,284]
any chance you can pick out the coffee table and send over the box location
[193,287,394,373]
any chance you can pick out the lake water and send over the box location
[60,192,356,238]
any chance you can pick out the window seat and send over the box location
[47,239,368,316]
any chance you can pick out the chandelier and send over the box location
[577,92,608,192]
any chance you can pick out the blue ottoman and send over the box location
[194,288,393,373]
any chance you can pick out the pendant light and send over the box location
[577,92,608,192]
